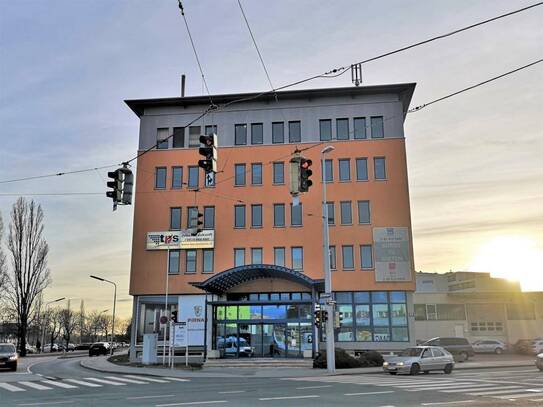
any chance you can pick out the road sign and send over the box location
[159,315,168,324]
[173,322,187,347]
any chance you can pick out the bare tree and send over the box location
[60,302,79,349]
[0,213,7,296]
[6,198,51,356]
[45,307,62,350]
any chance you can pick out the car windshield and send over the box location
[399,347,423,357]
[0,344,15,353]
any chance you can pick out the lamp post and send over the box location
[90,275,117,356]
[41,297,65,353]
[321,145,336,373]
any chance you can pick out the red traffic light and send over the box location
[301,159,312,169]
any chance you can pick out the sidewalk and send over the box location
[81,354,536,379]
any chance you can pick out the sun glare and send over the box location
[469,236,543,291]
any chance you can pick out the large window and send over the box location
[336,118,349,140]
[319,119,332,141]
[339,159,351,181]
[235,124,247,145]
[326,202,335,225]
[291,247,303,271]
[203,249,214,273]
[507,304,535,320]
[273,204,285,227]
[360,245,373,269]
[170,207,181,230]
[157,128,169,149]
[342,245,354,270]
[358,201,370,224]
[356,158,368,181]
[251,204,263,228]
[204,206,215,229]
[205,125,217,135]
[272,122,284,144]
[173,127,184,148]
[187,206,198,228]
[188,166,199,189]
[340,201,352,225]
[251,248,263,264]
[168,250,180,274]
[288,121,301,143]
[274,247,285,266]
[290,203,302,226]
[155,167,166,189]
[235,164,246,186]
[172,166,183,189]
[234,248,245,267]
[414,304,467,321]
[354,117,366,139]
[188,126,201,147]
[251,163,262,185]
[185,250,197,273]
[273,162,284,184]
[374,157,387,180]
[371,116,384,138]
[234,205,246,228]
[322,159,333,182]
[251,123,263,144]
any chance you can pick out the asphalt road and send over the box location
[1,356,542,406]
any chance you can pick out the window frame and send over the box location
[340,201,352,225]
[251,123,263,144]
[251,163,263,185]
[342,245,355,270]
[185,249,197,274]
[170,207,182,230]
[155,167,167,189]
[370,116,384,139]
[356,158,368,181]
[251,204,263,228]
[290,203,303,227]
[188,166,199,189]
[273,203,285,227]
[234,248,246,267]
[360,244,374,269]
[171,166,183,189]
[357,200,371,224]
[172,127,185,148]
[274,247,286,267]
[338,158,351,181]
[168,250,180,274]
[203,249,214,273]
[319,119,332,141]
[336,118,349,140]
[272,162,284,184]
[374,157,387,180]
[235,164,246,186]
[272,122,284,144]
[234,205,246,229]
[353,117,367,139]
[291,247,304,271]
[288,121,301,143]
[235,124,248,145]
[203,206,215,229]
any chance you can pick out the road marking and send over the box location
[127,395,175,400]
[124,375,169,383]
[468,387,533,395]
[344,391,395,396]
[442,384,512,393]
[218,390,246,394]
[18,381,52,390]
[18,401,75,406]
[104,375,149,384]
[495,389,543,399]
[40,380,78,389]
[156,401,227,406]
[406,383,479,391]
[420,401,475,406]
[296,385,333,389]
[84,377,126,386]
[259,395,320,401]
[0,382,26,392]
[64,379,102,387]
[163,377,191,382]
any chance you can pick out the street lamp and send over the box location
[90,275,117,356]
[41,297,65,353]
[321,145,336,373]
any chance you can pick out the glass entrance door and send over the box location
[286,323,301,358]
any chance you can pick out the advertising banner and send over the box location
[146,230,214,250]
[373,227,412,282]
[178,295,206,346]
[172,322,187,347]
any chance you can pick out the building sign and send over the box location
[373,227,412,282]
[146,230,214,250]
[172,322,187,347]
[178,295,206,346]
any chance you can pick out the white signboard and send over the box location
[178,295,206,346]
[173,322,187,347]
[373,227,412,282]
[146,230,214,250]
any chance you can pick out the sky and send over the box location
[0,0,542,318]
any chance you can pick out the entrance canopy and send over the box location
[191,264,323,295]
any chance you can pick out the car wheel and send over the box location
[495,347,503,355]
[444,363,453,374]
[410,363,420,375]
[389,372,397,375]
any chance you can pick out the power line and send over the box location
[408,58,543,112]
[0,164,120,185]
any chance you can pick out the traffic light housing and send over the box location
[106,170,122,208]
[198,133,218,174]
[314,309,321,328]
[299,157,313,192]
[190,211,204,236]
[171,310,178,323]
[119,167,133,205]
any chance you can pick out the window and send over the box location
[203,206,215,229]
[371,116,384,138]
[507,304,536,320]
[273,162,284,184]
[185,250,196,273]
[360,245,373,269]
[329,246,336,270]
[273,204,285,227]
[435,304,466,320]
[205,125,217,135]
[187,206,198,228]
[374,157,387,180]
[274,247,285,266]
[235,124,247,145]
[155,167,166,189]
[251,248,263,264]
[234,205,246,228]
[272,122,284,144]
[414,304,427,321]
[358,201,370,224]
[336,118,349,140]
[188,166,199,188]
[157,128,169,149]
[251,163,262,185]
[251,123,263,144]
[322,159,333,182]
[173,127,184,148]
[170,207,181,230]
[203,249,214,273]
[291,247,303,271]
[168,250,180,274]
[290,203,302,226]
[471,321,503,332]
[235,164,246,186]
[319,119,332,141]
[188,126,201,147]
[356,158,368,181]
[234,248,245,267]
[342,245,354,269]
[339,159,351,181]
[288,121,301,143]
[172,166,183,189]
[251,204,262,228]
[340,201,352,225]
[354,118,366,139]
[326,202,335,225]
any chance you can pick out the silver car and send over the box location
[536,353,543,371]
[383,346,455,375]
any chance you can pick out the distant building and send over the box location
[414,271,543,344]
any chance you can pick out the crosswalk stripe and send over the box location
[0,382,26,392]
[467,387,530,396]
[84,377,126,386]
[104,376,149,384]
[64,379,102,387]
[40,380,77,389]
[18,381,52,390]
[124,375,169,383]
[495,390,543,399]
[441,384,506,393]
[405,383,477,391]
[163,377,190,382]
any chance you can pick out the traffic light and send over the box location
[198,133,218,174]
[190,211,204,236]
[119,167,133,205]
[171,310,178,323]
[314,305,321,328]
[334,311,344,329]
[299,157,313,192]
[106,170,122,209]
[322,310,328,323]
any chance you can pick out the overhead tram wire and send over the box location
[0,164,120,185]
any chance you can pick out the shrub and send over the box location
[356,350,384,367]
[313,348,365,369]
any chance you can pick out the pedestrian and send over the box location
[36,339,41,353]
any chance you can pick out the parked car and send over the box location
[383,346,455,375]
[18,344,37,354]
[422,337,474,361]
[514,339,534,354]
[532,340,543,354]
[89,342,111,357]
[0,343,18,371]
[42,343,60,353]
[66,343,75,351]
[217,336,254,357]
[472,339,507,354]
[75,343,92,351]
[536,353,543,371]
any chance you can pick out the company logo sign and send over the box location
[146,230,214,250]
